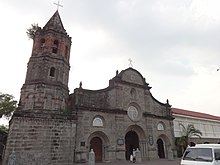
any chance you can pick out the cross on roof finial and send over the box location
[128,58,133,68]
[53,1,63,10]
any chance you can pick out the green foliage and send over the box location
[180,123,202,138]
[175,124,202,157]
[26,23,41,40]
[0,125,9,134]
[0,93,17,118]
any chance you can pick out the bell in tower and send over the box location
[20,10,72,111]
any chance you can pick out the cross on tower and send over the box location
[128,58,133,68]
[53,1,63,10]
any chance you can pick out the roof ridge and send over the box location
[172,108,220,121]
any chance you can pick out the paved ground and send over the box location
[76,158,181,165]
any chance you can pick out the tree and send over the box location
[176,124,202,157]
[0,93,17,118]
[26,23,41,40]
[0,125,9,134]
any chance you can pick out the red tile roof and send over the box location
[172,108,220,121]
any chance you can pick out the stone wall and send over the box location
[3,113,76,165]
[72,68,174,162]
[74,107,174,162]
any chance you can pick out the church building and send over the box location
[3,11,175,164]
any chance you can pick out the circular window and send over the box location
[127,105,141,122]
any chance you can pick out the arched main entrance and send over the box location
[125,131,139,160]
[90,137,102,162]
[157,138,165,158]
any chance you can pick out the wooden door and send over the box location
[90,137,102,162]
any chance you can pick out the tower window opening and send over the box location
[52,40,59,54]
[49,67,55,77]
[40,38,45,48]
[65,45,68,59]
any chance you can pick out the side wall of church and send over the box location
[3,116,76,165]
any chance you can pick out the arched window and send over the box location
[92,117,103,127]
[40,38,45,48]
[52,40,59,54]
[49,67,55,77]
[157,122,165,131]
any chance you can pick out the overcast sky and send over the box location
[1,0,220,118]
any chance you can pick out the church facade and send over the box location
[3,11,175,164]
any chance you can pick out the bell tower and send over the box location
[3,11,75,165]
[19,10,71,111]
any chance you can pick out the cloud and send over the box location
[1,0,220,117]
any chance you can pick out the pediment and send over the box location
[120,68,145,85]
